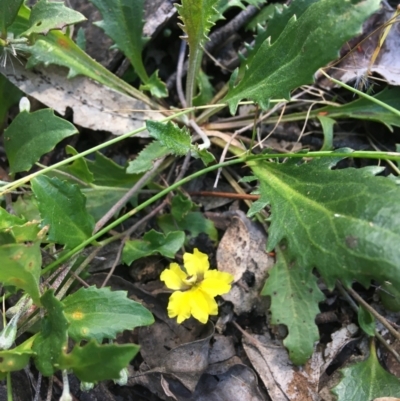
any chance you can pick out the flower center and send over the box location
[183,274,197,286]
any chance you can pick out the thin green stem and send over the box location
[0,108,194,195]
[185,47,203,109]
[6,372,12,401]
[41,148,400,275]
[319,69,400,118]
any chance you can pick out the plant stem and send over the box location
[185,46,203,109]
[6,373,12,401]
[40,148,400,276]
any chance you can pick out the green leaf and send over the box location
[9,7,149,103]
[357,307,375,337]
[333,342,400,400]
[224,0,380,113]
[87,152,140,187]
[192,146,216,166]
[82,187,132,222]
[12,194,41,222]
[0,242,41,304]
[59,145,94,184]
[33,290,69,376]
[379,281,400,312]
[313,88,400,131]
[0,336,35,374]
[22,0,86,36]
[0,0,24,35]
[158,211,218,243]
[59,340,140,382]
[171,193,193,221]
[0,75,22,126]
[89,0,167,97]
[193,70,215,107]
[0,207,25,229]
[122,230,185,265]
[31,176,95,248]
[177,0,221,50]
[261,247,324,365]
[126,141,170,174]
[62,286,154,342]
[318,116,335,151]
[248,151,400,291]
[3,109,78,174]
[146,120,191,156]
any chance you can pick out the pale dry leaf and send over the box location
[2,63,163,136]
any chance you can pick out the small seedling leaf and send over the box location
[31,176,95,249]
[3,109,78,174]
[262,247,324,365]
[224,0,380,113]
[126,141,170,174]
[62,286,154,342]
[33,290,69,376]
[22,0,86,36]
[146,120,191,156]
[59,341,140,382]
[122,230,185,265]
[357,306,375,337]
[333,342,400,400]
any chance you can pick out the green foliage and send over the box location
[22,0,86,36]
[379,281,400,312]
[146,120,192,156]
[3,109,78,173]
[0,337,35,374]
[62,286,154,342]
[123,230,185,264]
[31,176,95,248]
[357,307,375,337]
[0,0,24,36]
[89,0,167,97]
[59,341,140,382]
[249,152,400,290]
[262,247,324,365]
[126,141,170,174]
[0,75,22,126]
[33,290,69,376]
[224,0,380,113]
[333,342,400,400]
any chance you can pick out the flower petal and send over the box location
[188,288,216,324]
[160,263,187,290]
[201,270,233,297]
[183,248,209,277]
[167,291,191,323]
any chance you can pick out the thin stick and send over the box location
[176,40,187,108]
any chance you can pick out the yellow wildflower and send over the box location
[160,248,234,324]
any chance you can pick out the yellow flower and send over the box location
[160,248,234,324]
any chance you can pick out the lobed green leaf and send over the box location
[22,0,86,36]
[224,0,380,113]
[0,0,24,35]
[262,247,324,365]
[31,176,95,249]
[59,341,140,382]
[249,151,400,291]
[62,286,154,342]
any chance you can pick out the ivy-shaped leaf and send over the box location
[333,342,400,400]
[22,0,86,36]
[31,176,95,249]
[248,150,400,291]
[261,247,324,365]
[62,286,154,342]
[59,341,139,382]
[146,120,191,156]
[89,0,167,97]
[126,141,170,174]
[122,230,185,265]
[33,290,69,376]
[224,0,380,113]
[3,109,78,174]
